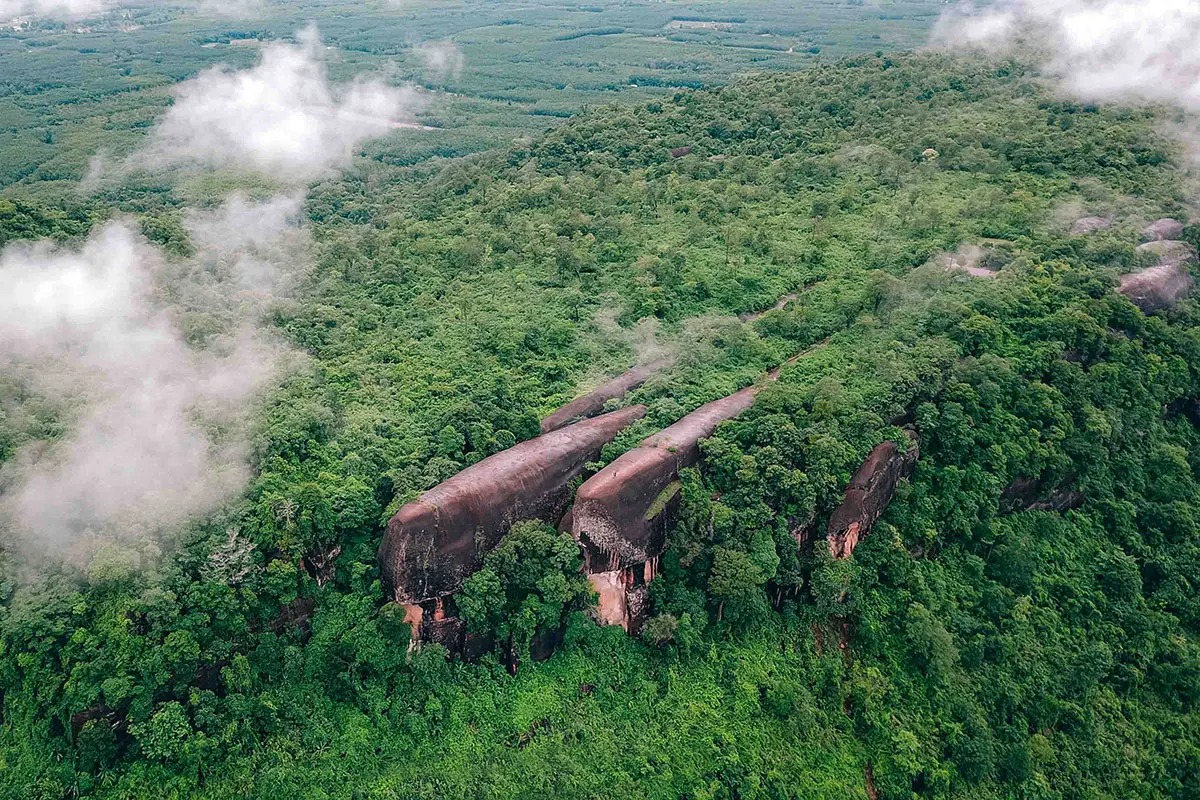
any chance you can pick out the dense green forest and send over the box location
[2,16,1200,800]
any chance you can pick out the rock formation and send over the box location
[1141,218,1185,242]
[573,387,758,565]
[379,404,646,608]
[1117,239,1196,312]
[1119,262,1193,311]
[541,357,675,433]
[568,382,764,630]
[1070,216,1112,235]
[937,243,999,278]
[1135,239,1197,267]
[398,595,492,660]
[826,431,919,559]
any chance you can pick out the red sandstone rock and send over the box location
[565,384,761,629]
[1142,218,1185,242]
[827,431,919,559]
[1070,216,1112,235]
[541,357,675,433]
[379,404,646,603]
[588,556,659,632]
[571,384,760,574]
[568,349,818,630]
[1120,259,1195,312]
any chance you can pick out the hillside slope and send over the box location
[2,53,1199,799]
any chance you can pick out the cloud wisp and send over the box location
[414,40,464,81]
[0,195,305,554]
[1,23,437,561]
[138,25,423,182]
[934,0,1200,112]
[0,0,107,18]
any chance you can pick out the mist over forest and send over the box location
[1,2,1198,798]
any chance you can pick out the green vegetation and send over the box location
[2,20,1199,800]
[0,0,944,201]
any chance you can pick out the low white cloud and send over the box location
[0,0,107,18]
[180,192,308,298]
[0,0,262,21]
[934,1,1200,111]
[139,25,423,181]
[414,40,464,81]
[0,195,305,551]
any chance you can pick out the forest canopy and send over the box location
[0,21,1198,800]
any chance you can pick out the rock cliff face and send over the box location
[379,404,646,604]
[572,386,759,570]
[586,557,660,629]
[540,357,674,433]
[826,431,919,559]
[568,384,762,630]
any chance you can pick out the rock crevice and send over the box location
[379,404,646,605]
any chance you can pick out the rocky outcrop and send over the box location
[1117,240,1196,312]
[398,595,492,659]
[300,546,341,588]
[568,383,764,630]
[1142,218,1185,242]
[1119,262,1194,311]
[572,386,759,570]
[1135,239,1197,267]
[937,243,1000,278]
[1070,216,1112,235]
[566,349,820,631]
[1120,262,1195,313]
[587,557,659,630]
[541,357,674,433]
[379,404,646,604]
[826,431,918,559]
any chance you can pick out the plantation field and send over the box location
[0,0,944,198]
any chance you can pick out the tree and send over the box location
[459,521,592,660]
